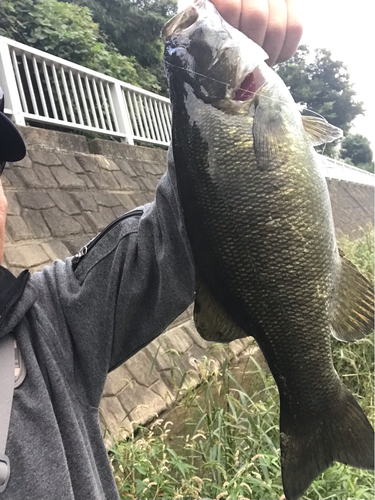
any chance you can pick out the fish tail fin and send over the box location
[280,387,374,500]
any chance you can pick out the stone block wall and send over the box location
[3,125,252,441]
[3,126,165,275]
[3,125,374,440]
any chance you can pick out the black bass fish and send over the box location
[162,1,375,499]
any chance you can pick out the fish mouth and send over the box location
[233,66,267,101]
[162,0,269,103]
[162,5,199,42]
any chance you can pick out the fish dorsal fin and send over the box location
[330,249,374,342]
[301,116,343,146]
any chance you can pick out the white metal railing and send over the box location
[120,84,171,146]
[0,35,374,187]
[319,156,375,187]
[0,35,171,146]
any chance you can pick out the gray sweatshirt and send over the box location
[0,158,195,499]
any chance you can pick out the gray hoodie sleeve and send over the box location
[29,160,195,408]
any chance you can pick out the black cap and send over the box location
[0,86,26,163]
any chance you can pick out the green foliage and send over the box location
[0,0,34,43]
[109,231,374,499]
[276,46,364,158]
[65,0,177,95]
[276,46,363,134]
[109,421,203,499]
[340,134,374,170]
[66,0,176,66]
[0,0,160,92]
[339,229,374,283]
[355,162,375,173]
[109,362,285,500]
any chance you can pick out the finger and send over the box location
[276,0,303,63]
[262,0,287,66]
[239,0,269,47]
[210,0,241,29]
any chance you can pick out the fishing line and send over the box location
[164,60,277,105]
[165,60,232,90]
[299,106,330,122]
[164,60,335,148]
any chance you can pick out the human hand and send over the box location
[0,180,7,264]
[210,0,303,66]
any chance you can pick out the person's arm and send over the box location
[211,0,303,65]
[29,159,195,408]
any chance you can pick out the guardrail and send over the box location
[0,35,171,146]
[319,156,375,187]
[0,36,374,187]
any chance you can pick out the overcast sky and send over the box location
[177,0,374,150]
[300,0,374,150]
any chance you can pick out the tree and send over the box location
[0,0,160,91]
[67,0,176,66]
[276,46,364,157]
[340,134,374,173]
[64,0,177,95]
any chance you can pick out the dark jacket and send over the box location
[0,159,195,499]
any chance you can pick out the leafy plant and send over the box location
[339,229,374,283]
[276,46,365,158]
[340,134,374,172]
[276,46,364,136]
[0,0,160,92]
[64,0,177,94]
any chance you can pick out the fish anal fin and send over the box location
[330,252,374,342]
[301,115,343,146]
[194,277,248,342]
[280,387,374,500]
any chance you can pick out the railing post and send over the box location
[110,82,134,145]
[0,41,25,125]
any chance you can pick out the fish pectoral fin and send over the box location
[280,386,374,500]
[301,115,343,146]
[252,103,288,170]
[330,250,374,342]
[194,277,248,342]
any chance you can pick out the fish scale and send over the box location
[163,1,374,499]
[175,90,338,413]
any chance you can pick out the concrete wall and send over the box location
[3,126,374,440]
[327,178,374,239]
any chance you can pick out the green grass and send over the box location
[109,231,375,500]
[338,229,374,284]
